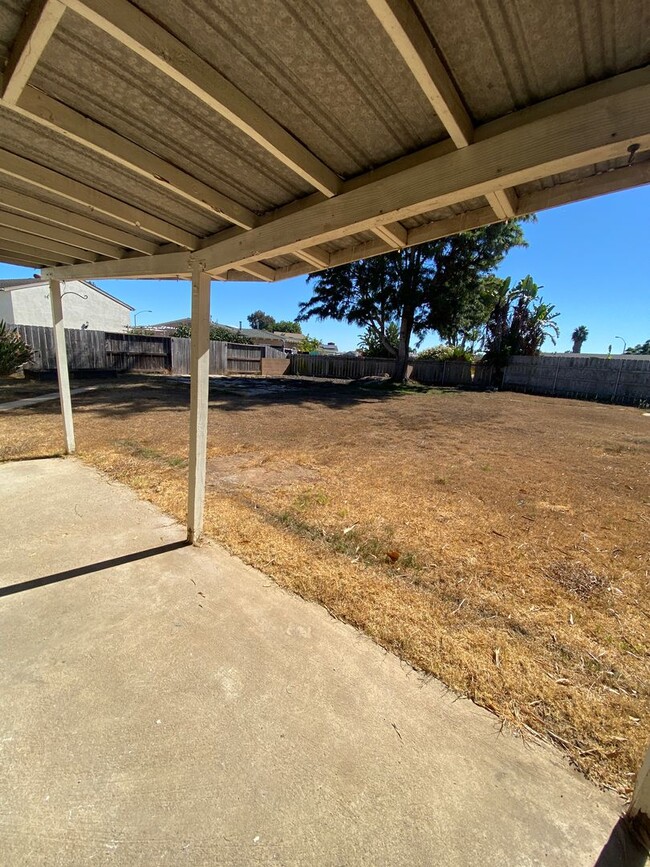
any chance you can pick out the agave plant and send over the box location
[0,320,33,376]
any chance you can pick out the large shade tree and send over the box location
[298,222,526,381]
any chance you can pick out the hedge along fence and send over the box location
[502,354,650,406]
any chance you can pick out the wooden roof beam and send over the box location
[0,149,198,249]
[1,0,65,104]
[488,188,518,220]
[237,262,276,282]
[0,188,157,254]
[4,85,259,231]
[366,0,517,222]
[62,0,342,197]
[1,253,55,268]
[44,71,650,282]
[196,74,650,273]
[0,240,76,265]
[0,224,97,261]
[0,210,123,258]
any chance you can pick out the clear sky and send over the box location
[2,185,648,354]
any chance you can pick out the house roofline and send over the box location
[0,278,134,311]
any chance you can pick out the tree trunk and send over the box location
[572,339,582,353]
[392,309,414,383]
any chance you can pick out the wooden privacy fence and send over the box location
[16,325,284,375]
[289,352,649,405]
[502,354,650,405]
[289,353,492,387]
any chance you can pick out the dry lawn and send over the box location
[1,375,648,794]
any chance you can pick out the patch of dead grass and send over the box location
[1,379,648,794]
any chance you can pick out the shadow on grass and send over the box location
[4,375,463,418]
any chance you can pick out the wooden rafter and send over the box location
[6,85,259,231]
[0,240,75,265]
[0,210,123,258]
[0,149,197,249]
[61,0,342,197]
[0,224,97,261]
[42,71,650,282]
[365,0,473,148]
[197,77,650,273]
[365,0,518,222]
[1,0,64,104]
[238,262,275,282]
[0,188,156,254]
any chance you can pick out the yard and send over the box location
[1,375,648,794]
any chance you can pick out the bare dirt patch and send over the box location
[1,375,648,794]
[207,452,319,491]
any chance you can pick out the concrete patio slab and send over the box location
[0,458,630,865]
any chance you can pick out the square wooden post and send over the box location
[187,265,211,543]
[49,278,75,454]
[629,743,650,851]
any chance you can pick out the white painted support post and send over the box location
[48,278,75,453]
[187,265,211,544]
[629,743,650,851]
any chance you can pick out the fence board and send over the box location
[502,355,650,405]
[289,354,483,387]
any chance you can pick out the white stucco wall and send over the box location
[2,281,131,332]
[0,290,14,324]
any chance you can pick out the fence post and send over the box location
[441,361,447,386]
[552,357,561,395]
[187,266,211,544]
[612,358,624,403]
[49,279,75,454]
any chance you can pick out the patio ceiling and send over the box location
[0,0,649,281]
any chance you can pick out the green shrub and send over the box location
[0,321,33,375]
[417,345,474,362]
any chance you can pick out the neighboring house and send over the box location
[150,318,339,354]
[0,279,133,332]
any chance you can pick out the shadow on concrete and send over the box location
[0,539,190,598]
[6,375,455,419]
[593,817,648,867]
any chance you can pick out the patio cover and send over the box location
[2,1,650,842]
[0,0,648,281]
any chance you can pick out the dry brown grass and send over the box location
[1,375,648,794]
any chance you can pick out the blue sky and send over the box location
[2,185,648,353]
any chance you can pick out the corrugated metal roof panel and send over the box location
[132,0,447,177]
[31,12,315,215]
[0,176,164,246]
[0,0,28,62]
[415,0,650,123]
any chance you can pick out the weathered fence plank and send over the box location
[502,355,650,405]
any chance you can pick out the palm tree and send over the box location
[571,325,589,353]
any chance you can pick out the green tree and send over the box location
[0,321,33,375]
[571,325,589,353]
[247,310,276,331]
[273,320,301,334]
[172,322,252,344]
[625,339,650,355]
[298,222,526,382]
[358,321,399,357]
[298,334,321,353]
[482,276,560,369]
